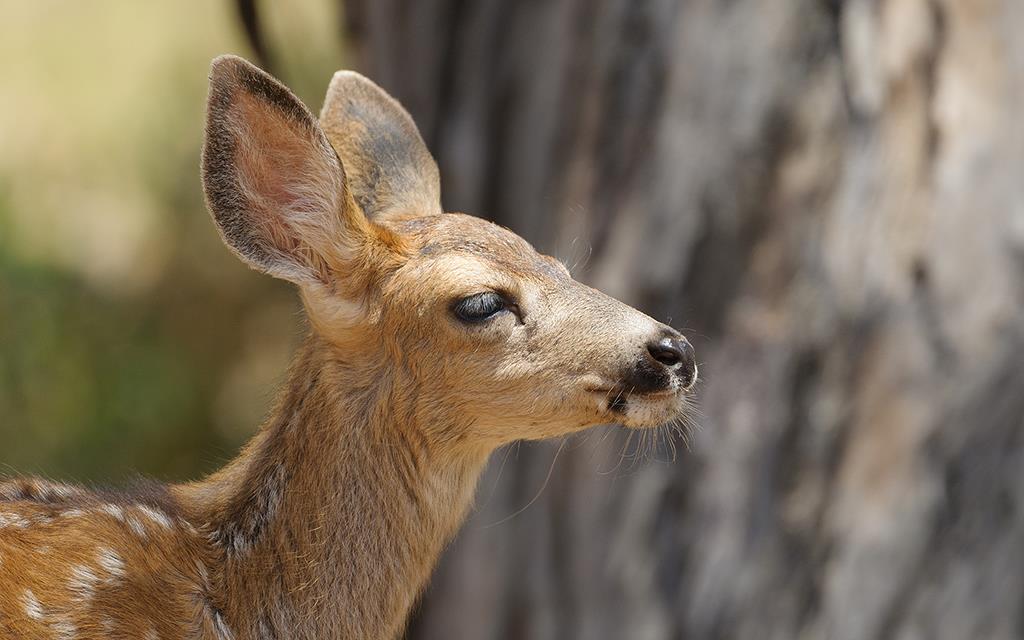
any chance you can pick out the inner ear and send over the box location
[234,92,330,210]
[229,92,348,276]
[319,71,442,222]
[203,55,368,286]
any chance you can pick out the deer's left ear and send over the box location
[319,71,442,222]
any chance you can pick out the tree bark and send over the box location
[342,1,1024,638]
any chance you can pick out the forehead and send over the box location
[394,213,569,281]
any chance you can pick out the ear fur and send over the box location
[202,55,369,285]
[319,71,442,221]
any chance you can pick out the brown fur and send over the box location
[0,56,696,639]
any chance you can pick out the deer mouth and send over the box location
[586,385,680,414]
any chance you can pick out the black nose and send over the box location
[647,335,697,388]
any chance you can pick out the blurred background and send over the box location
[2,1,1023,639]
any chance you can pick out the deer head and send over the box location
[202,55,696,452]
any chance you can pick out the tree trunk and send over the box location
[342,1,1024,638]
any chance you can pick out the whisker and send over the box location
[663,424,678,463]
[478,442,517,509]
[600,430,635,476]
[589,425,618,463]
[483,438,568,528]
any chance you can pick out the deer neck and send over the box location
[178,335,490,639]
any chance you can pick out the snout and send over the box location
[621,328,697,396]
[567,283,698,426]
[646,333,697,389]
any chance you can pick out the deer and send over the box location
[0,55,697,640]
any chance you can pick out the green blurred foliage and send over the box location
[0,1,344,482]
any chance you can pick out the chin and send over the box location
[612,391,693,429]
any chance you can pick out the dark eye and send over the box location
[453,292,508,323]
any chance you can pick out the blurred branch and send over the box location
[234,0,275,74]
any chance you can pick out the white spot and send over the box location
[99,504,125,521]
[136,506,172,530]
[52,619,76,640]
[36,545,52,555]
[126,514,147,538]
[213,611,235,640]
[0,512,29,528]
[48,483,76,499]
[23,589,43,620]
[194,560,210,586]
[61,509,86,519]
[69,565,98,600]
[177,517,198,535]
[97,547,125,578]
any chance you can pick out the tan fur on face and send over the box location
[372,213,688,444]
[0,55,696,640]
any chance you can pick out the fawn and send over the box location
[0,55,697,639]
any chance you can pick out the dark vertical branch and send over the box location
[235,0,275,74]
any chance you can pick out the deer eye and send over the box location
[453,292,509,323]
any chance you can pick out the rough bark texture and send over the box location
[341,1,1024,638]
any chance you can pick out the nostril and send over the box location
[647,337,684,367]
[647,336,697,388]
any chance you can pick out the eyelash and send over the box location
[452,292,519,324]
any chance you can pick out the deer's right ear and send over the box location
[202,55,370,286]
